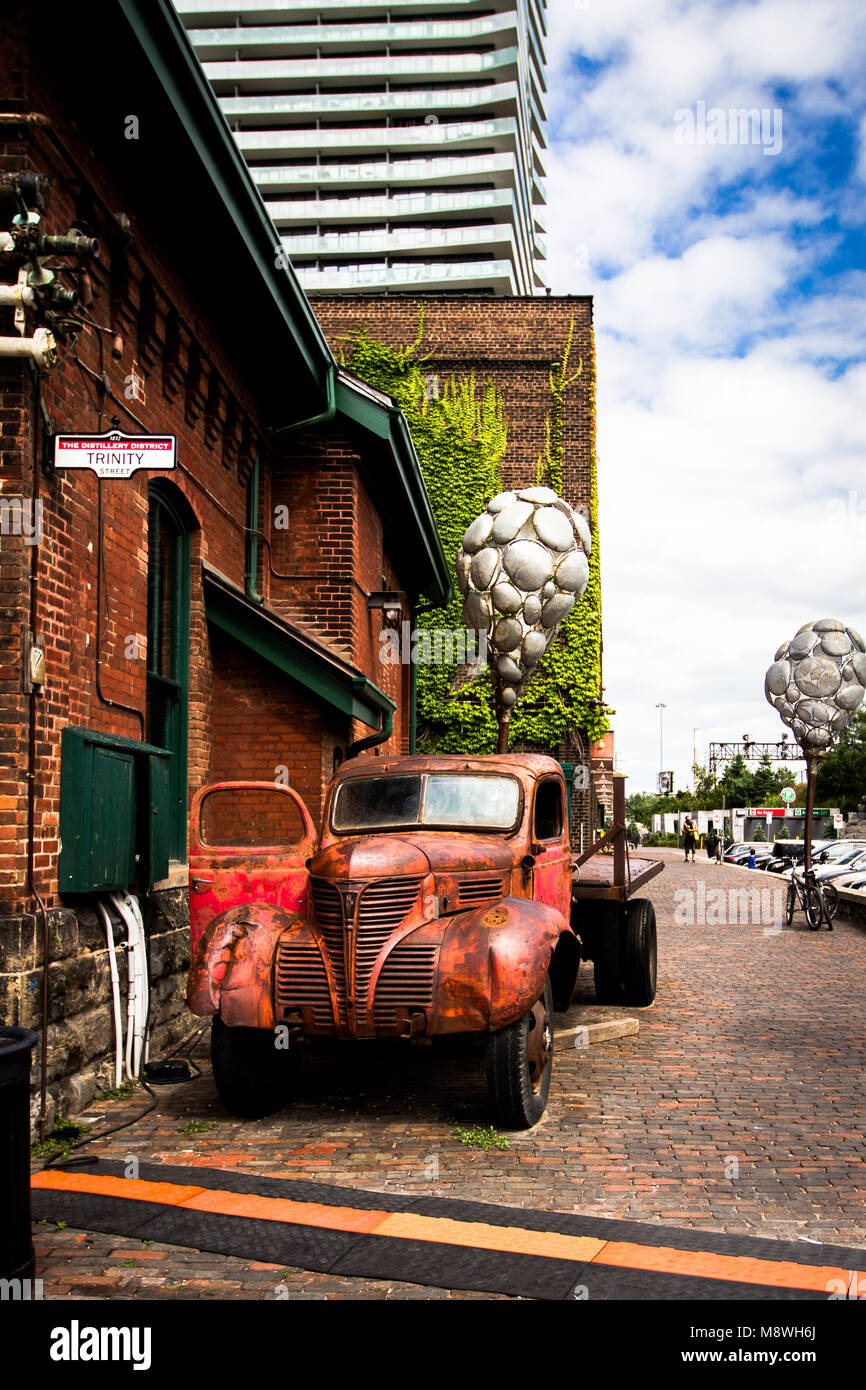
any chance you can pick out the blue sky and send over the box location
[545,0,866,793]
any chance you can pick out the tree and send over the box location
[718,752,755,806]
[751,751,777,802]
[816,709,866,812]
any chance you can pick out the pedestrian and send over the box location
[747,847,757,869]
[705,826,719,862]
[683,814,698,863]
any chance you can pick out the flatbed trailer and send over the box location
[568,773,663,1002]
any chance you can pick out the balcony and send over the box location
[204,47,520,91]
[235,116,521,159]
[279,221,517,259]
[265,187,517,227]
[220,80,524,126]
[251,150,519,193]
[294,257,518,294]
[187,12,521,59]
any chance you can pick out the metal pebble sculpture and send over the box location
[457,485,591,751]
[765,618,866,871]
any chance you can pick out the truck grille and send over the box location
[304,875,426,1027]
[373,944,437,1029]
[457,875,503,905]
[275,942,334,1029]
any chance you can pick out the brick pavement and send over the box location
[30,852,866,1298]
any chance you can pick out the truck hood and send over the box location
[311,832,517,880]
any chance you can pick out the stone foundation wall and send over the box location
[0,889,195,1135]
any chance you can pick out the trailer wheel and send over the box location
[622,898,657,1006]
[487,978,553,1129]
[211,1016,300,1118]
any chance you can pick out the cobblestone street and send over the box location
[32,853,866,1299]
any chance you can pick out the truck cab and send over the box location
[188,753,583,1128]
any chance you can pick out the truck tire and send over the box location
[486,978,553,1129]
[622,898,657,1006]
[211,1016,300,1118]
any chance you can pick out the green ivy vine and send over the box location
[339,308,610,752]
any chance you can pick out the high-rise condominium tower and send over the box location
[177,0,548,295]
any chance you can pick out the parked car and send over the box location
[724,843,774,866]
[782,848,866,882]
[763,840,833,874]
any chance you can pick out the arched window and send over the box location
[147,481,194,863]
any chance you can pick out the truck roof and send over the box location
[333,752,564,783]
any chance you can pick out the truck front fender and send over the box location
[437,896,569,1033]
[187,902,297,1029]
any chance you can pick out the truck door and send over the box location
[188,781,317,950]
[531,775,572,921]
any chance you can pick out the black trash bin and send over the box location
[0,1027,37,1280]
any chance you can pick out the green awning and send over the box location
[203,567,395,729]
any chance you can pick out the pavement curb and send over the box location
[554,1016,639,1045]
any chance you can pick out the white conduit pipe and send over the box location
[96,899,124,1090]
[111,892,149,1079]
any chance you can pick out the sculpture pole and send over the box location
[497,710,510,755]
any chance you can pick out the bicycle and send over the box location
[785,867,838,930]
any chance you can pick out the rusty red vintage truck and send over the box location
[187,754,661,1128]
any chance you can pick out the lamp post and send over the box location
[693,727,699,792]
[655,702,666,789]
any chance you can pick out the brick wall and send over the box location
[0,23,419,1126]
[313,295,595,509]
[314,294,605,848]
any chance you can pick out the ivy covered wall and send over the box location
[338,308,610,754]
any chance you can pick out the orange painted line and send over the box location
[31,1171,205,1207]
[592,1241,858,1293]
[376,1212,605,1263]
[31,1170,865,1294]
[184,1189,388,1234]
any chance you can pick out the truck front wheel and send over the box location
[211,1016,300,1118]
[486,978,553,1129]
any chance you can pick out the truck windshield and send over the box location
[332,774,520,833]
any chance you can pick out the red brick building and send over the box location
[313,294,613,841]
[0,2,448,1126]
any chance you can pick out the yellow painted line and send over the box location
[376,1211,605,1262]
[31,1170,205,1206]
[185,1188,388,1234]
[32,1169,864,1293]
[592,1241,857,1293]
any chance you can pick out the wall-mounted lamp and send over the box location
[366,590,403,625]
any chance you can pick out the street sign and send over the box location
[54,430,176,479]
[780,786,796,804]
[712,810,723,829]
[792,808,831,817]
[834,812,844,829]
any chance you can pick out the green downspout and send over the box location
[245,449,263,602]
[268,363,336,441]
[409,650,417,755]
[346,705,394,759]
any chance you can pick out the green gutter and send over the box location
[118,0,334,415]
[203,569,395,729]
[244,450,263,602]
